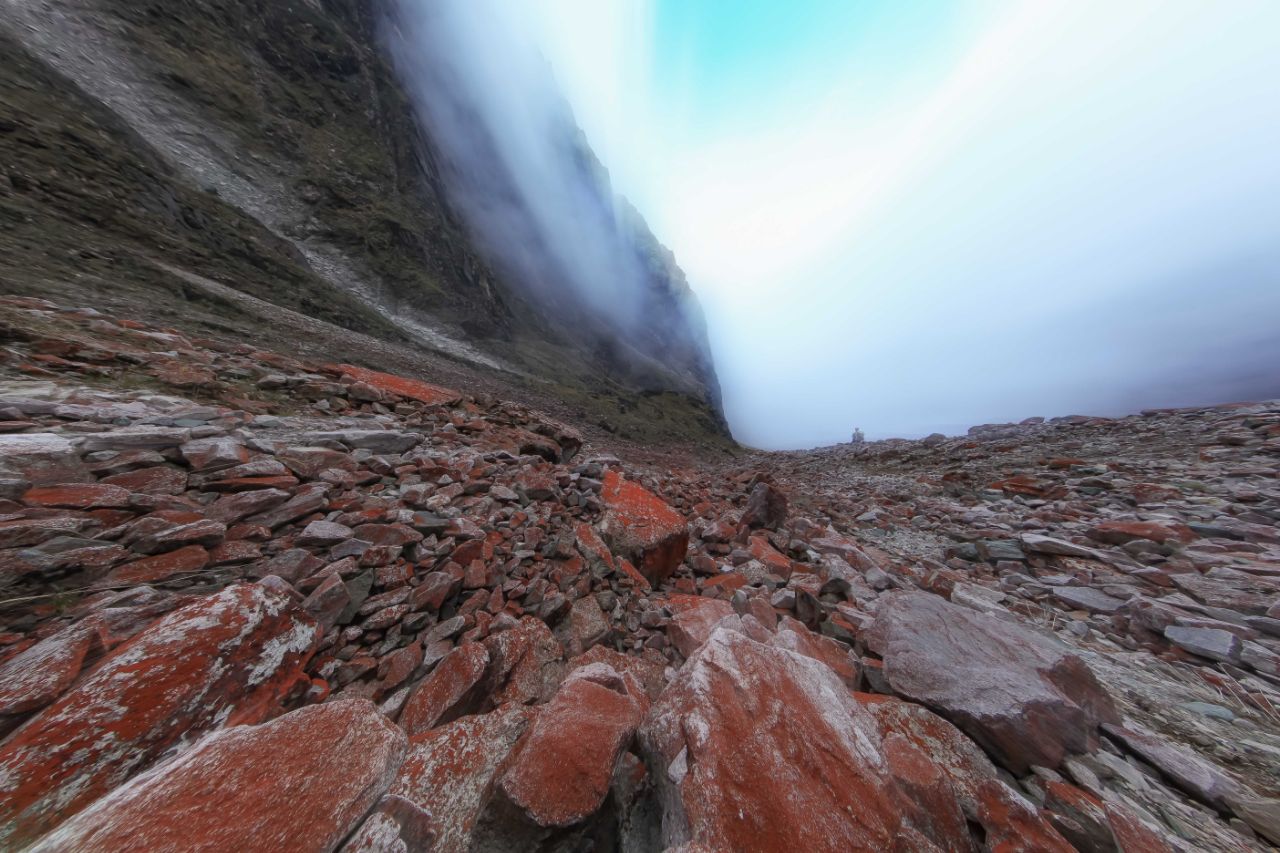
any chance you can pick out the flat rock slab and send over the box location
[30,699,406,853]
[355,705,533,853]
[0,583,319,846]
[1163,625,1242,664]
[867,591,1118,774]
[641,625,908,850]
[0,433,89,484]
[1052,586,1127,614]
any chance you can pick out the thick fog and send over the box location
[391,2,1280,450]
[382,1,660,337]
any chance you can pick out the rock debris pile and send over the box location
[0,296,1277,851]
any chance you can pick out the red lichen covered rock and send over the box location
[353,705,532,853]
[598,470,688,586]
[0,618,108,717]
[640,624,909,851]
[0,583,320,846]
[664,594,734,658]
[23,483,132,509]
[1089,520,1196,545]
[483,617,565,707]
[104,544,209,585]
[476,663,647,845]
[399,642,490,736]
[859,694,1072,851]
[567,645,668,701]
[29,699,406,852]
[771,616,860,687]
[336,364,460,406]
[866,591,1118,773]
[101,464,189,495]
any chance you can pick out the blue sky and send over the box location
[524,1,1280,448]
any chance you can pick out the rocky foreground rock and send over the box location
[0,295,1278,851]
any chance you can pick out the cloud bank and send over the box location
[528,0,1280,448]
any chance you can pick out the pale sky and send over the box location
[520,1,1280,447]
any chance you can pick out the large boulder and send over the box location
[740,480,788,530]
[860,695,1074,851]
[473,663,648,848]
[866,591,1119,773]
[30,699,405,852]
[343,705,534,853]
[639,624,912,851]
[597,470,688,586]
[0,583,320,846]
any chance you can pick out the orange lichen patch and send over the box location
[29,700,406,853]
[101,465,189,495]
[644,627,909,852]
[702,573,747,595]
[482,617,564,707]
[615,558,651,592]
[598,470,688,586]
[881,732,970,846]
[105,544,210,584]
[574,523,615,571]
[23,483,132,509]
[974,780,1075,853]
[858,693,1074,851]
[748,534,792,576]
[399,643,489,737]
[663,594,734,658]
[772,618,859,687]
[335,364,460,406]
[0,584,319,847]
[497,664,646,828]
[1089,520,1196,545]
[384,706,533,852]
[150,360,216,388]
[988,474,1048,497]
[204,475,300,492]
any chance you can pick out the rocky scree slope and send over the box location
[0,0,725,446]
[1,296,1279,851]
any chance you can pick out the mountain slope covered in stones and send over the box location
[3,3,1280,853]
[1,296,1279,851]
[0,0,725,448]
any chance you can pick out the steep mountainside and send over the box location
[0,0,726,447]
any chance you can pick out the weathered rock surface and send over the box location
[30,699,405,852]
[1,297,1278,851]
[867,591,1119,773]
[398,642,489,736]
[475,663,647,847]
[598,469,689,585]
[0,584,318,846]
[641,624,911,851]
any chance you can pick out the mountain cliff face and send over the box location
[0,0,726,446]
